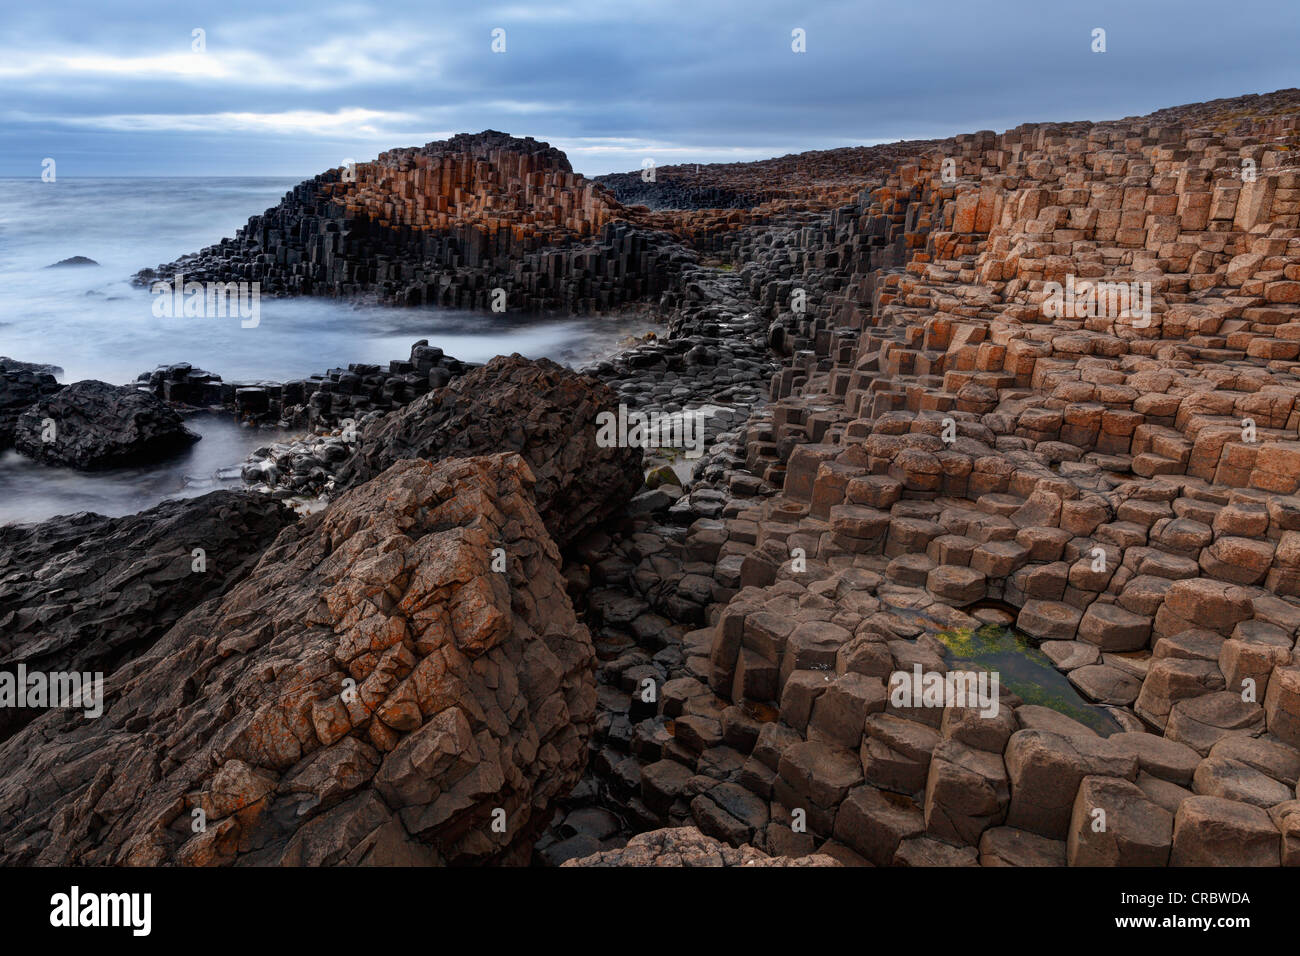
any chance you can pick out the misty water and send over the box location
[0,177,650,523]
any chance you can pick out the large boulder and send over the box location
[0,357,63,450]
[1004,729,1139,838]
[0,491,295,741]
[0,454,596,865]
[337,354,642,546]
[14,380,199,469]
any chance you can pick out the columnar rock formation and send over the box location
[22,87,1299,868]
[359,133,611,239]
[0,455,596,866]
[596,140,939,244]
[562,89,1300,867]
[135,130,939,316]
[138,131,687,313]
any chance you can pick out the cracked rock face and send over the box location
[337,354,643,546]
[0,454,596,866]
[0,491,295,741]
[14,380,200,470]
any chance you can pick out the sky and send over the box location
[2,0,1297,178]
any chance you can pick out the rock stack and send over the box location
[133,132,941,317]
[137,131,688,313]
[0,358,63,450]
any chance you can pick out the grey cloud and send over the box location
[1,0,1295,176]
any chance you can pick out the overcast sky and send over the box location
[2,0,1296,178]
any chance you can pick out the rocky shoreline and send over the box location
[4,88,1300,867]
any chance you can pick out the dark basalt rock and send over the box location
[0,491,295,741]
[14,380,200,470]
[336,354,643,547]
[0,358,64,451]
[44,256,99,268]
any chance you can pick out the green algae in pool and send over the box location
[935,624,1122,735]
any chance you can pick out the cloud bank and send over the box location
[2,0,1296,176]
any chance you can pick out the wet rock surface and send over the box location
[0,358,63,450]
[137,340,478,429]
[14,380,199,470]
[44,256,98,268]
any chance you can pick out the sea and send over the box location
[0,177,649,524]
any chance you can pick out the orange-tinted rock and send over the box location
[0,455,596,866]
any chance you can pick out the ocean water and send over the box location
[0,177,649,523]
